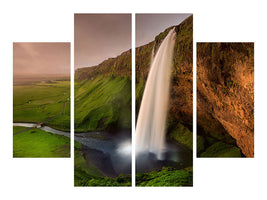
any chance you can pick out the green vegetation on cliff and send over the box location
[75,46,131,132]
[74,37,131,186]
[74,76,131,132]
[75,50,131,81]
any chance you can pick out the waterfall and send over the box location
[136,28,177,160]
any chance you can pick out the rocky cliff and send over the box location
[197,43,254,157]
[75,49,131,81]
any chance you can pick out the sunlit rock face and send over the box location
[197,43,254,157]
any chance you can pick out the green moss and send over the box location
[13,127,70,157]
[136,167,193,187]
[173,15,193,75]
[169,123,193,150]
[200,142,241,157]
[197,135,205,153]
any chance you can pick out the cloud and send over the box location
[74,14,131,69]
[13,43,70,76]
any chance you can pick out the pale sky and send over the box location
[136,14,192,47]
[13,43,70,76]
[74,14,131,69]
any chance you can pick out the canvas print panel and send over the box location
[197,42,254,158]
[135,14,193,186]
[74,14,132,186]
[13,42,70,158]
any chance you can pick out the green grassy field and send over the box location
[13,126,70,157]
[13,80,70,131]
[74,75,131,132]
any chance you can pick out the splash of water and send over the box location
[116,140,132,157]
[136,28,177,160]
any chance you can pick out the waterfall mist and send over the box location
[136,28,177,160]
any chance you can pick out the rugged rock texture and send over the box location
[136,15,193,148]
[197,43,254,157]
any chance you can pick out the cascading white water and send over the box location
[136,28,177,160]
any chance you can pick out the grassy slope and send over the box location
[13,127,70,157]
[74,76,131,132]
[13,80,70,131]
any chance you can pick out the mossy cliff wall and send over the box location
[74,49,131,132]
[75,49,131,81]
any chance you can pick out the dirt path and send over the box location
[13,127,34,135]
[61,102,66,115]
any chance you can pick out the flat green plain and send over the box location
[13,127,70,158]
[13,80,70,131]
